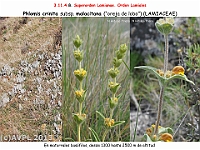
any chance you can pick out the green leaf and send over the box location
[134,66,165,85]
[116,93,123,99]
[96,111,105,119]
[134,66,195,85]
[88,127,101,142]
[111,121,125,128]
[166,74,195,85]
[158,126,167,134]
[158,127,173,135]
[143,134,153,142]
[62,45,68,111]
[122,59,131,73]
[166,127,174,135]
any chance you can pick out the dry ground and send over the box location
[0,17,62,142]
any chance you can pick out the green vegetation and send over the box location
[62,18,130,142]
[132,17,200,142]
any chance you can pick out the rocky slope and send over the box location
[0,17,62,141]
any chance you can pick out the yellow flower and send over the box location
[104,118,115,128]
[74,68,87,81]
[149,124,161,133]
[108,81,120,93]
[156,69,164,76]
[159,133,173,142]
[75,89,85,102]
[172,66,185,76]
[75,89,84,97]
[166,70,172,78]
[73,49,83,62]
[152,135,157,141]
[146,127,152,136]
[113,97,118,102]
[151,124,156,129]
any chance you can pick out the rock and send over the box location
[34,77,42,84]
[13,84,23,94]
[0,93,10,107]
[32,61,40,68]
[57,100,62,107]
[16,74,25,83]
[19,104,23,110]
[37,84,43,94]
[0,64,13,76]
[33,96,45,105]
[54,113,61,122]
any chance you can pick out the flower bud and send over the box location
[109,97,118,109]
[146,127,153,136]
[159,133,173,142]
[75,89,85,103]
[73,113,86,125]
[107,67,119,78]
[119,43,128,54]
[113,57,123,68]
[166,71,172,78]
[104,118,115,128]
[108,81,120,94]
[116,50,125,59]
[155,18,174,35]
[156,69,164,76]
[73,35,83,48]
[74,68,87,81]
[73,49,83,62]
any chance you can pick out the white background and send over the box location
[0,142,200,150]
[0,0,200,17]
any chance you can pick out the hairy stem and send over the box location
[78,124,81,142]
[78,61,82,141]
[79,102,82,115]
[110,108,114,119]
[154,86,165,135]
[164,34,169,75]
[154,34,169,135]
[79,61,82,70]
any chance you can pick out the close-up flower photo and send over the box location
[130,17,200,142]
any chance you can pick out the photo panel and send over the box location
[130,17,200,142]
[62,17,130,142]
[0,17,62,142]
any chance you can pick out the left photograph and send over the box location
[0,17,62,141]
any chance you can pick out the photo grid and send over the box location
[0,17,200,143]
